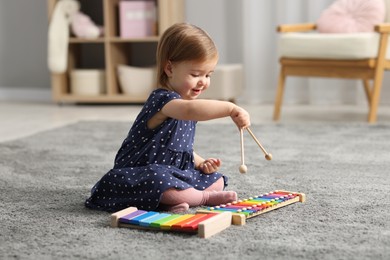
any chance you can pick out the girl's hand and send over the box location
[199,158,221,174]
[230,105,251,129]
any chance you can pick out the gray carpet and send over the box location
[1,121,389,259]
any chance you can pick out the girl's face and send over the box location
[164,58,218,100]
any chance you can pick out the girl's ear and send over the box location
[164,61,173,77]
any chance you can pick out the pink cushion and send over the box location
[317,0,386,33]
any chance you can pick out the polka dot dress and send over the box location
[85,89,227,212]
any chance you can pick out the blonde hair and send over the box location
[156,23,218,88]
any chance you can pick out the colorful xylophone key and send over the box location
[110,207,232,238]
[197,190,306,225]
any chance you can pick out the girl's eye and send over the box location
[191,74,199,77]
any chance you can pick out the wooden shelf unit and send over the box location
[47,0,184,103]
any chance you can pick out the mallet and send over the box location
[246,128,272,161]
[239,128,247,174]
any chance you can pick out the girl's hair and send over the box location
[156,23,218,88]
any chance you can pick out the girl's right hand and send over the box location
[230,105,251,129]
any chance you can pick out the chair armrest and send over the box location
[375,23,390,33]
[277,23,316,33]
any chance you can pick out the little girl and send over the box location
[85,23,250,213]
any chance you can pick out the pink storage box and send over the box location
[119,1,156,38]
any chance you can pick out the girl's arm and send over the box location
[162,99,250,129]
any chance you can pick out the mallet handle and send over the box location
[246,128,269,156]
[240,128,245,165]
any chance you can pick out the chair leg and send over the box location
[273,68,286,121]
[368,31,388,123]
[362,79,372,107]
[368,75,384,123]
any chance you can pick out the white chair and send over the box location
[273,0,390,123]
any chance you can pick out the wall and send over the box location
[0,0,50,89]
[185,0,242,64]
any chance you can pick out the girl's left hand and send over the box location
[199,158,221,174]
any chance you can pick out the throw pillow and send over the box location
[317,0,386,33]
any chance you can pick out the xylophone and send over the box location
[110,206,232,238]
[197,190,305,225]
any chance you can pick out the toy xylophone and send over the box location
[197,190,305,225]
[110,206,232,238]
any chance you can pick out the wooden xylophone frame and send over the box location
[110,206,232,238]
[197,190,306,226]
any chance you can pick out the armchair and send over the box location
[273,0,390,123]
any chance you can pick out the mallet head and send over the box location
[239,164,247,174]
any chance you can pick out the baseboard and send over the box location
[0,87,52,103]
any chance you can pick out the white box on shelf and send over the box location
[70,69,105,95]
[119,1,156,38]
[200,64,244,101]
[117,64,156,99]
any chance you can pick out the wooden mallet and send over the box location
[246,128,272,161]
[239,128,247,174]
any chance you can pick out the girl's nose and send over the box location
[198,77,207,86]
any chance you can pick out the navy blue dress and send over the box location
[85,89,228,212]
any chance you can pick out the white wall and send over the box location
[0,0,50,89]
[184,0,242,64]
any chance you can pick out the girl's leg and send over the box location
[160,202,190,213]
[160,187,237,213]
[204,177,224,192]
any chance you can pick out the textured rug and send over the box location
[1,121,389,259]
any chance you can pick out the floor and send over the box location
[1,101,390,143]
